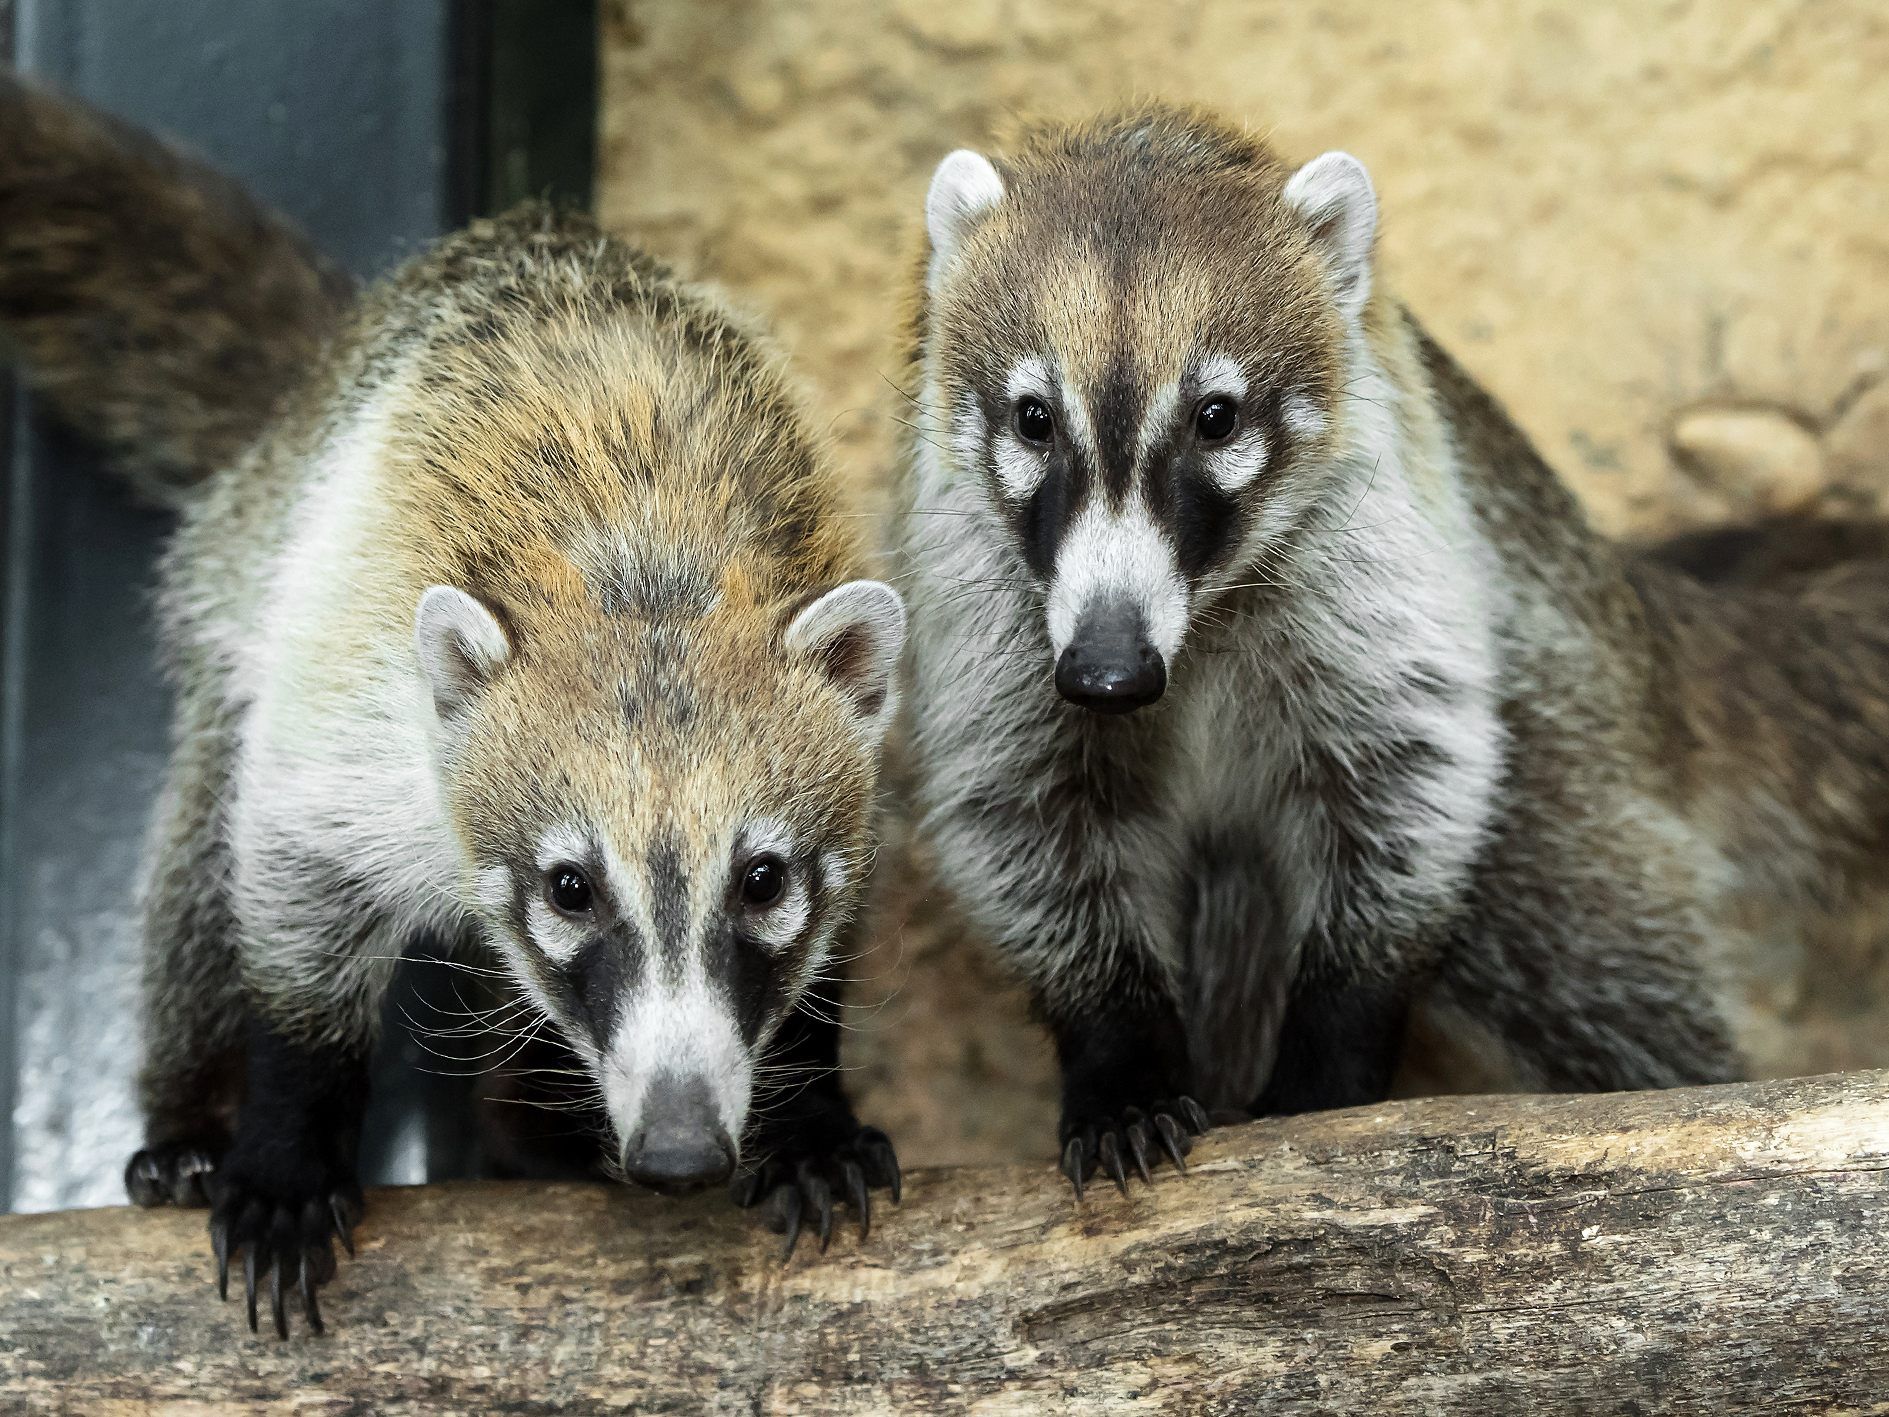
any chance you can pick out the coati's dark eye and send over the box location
[741,855,787,907]
[1195,398,1239,444]
[1014,396,1054,446]
[545,865,594,916]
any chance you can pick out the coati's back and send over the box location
[164,205,867,685]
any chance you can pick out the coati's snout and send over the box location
[1055,598,1166,712]
[620,1074,737,1193]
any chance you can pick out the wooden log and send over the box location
[2,1072,1886,1414]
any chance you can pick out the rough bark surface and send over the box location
[2,1071,1886,1414]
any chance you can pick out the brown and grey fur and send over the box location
[0,76,904,1334]
[898,103,1889,1194]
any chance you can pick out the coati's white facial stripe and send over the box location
[1134,378,1182,471]
[1282,392,1329,441]
[818,848,853,895]
[1193,357,1269,494]
[600,966,752,1157]
[1057,370,1101,469]
[472,864,511,916]
[987,359,1054,499]
[524,824,605,964]
[1005,357,1052,405]
[739,820,812,952]
[1196,355,1248,403]
[1047,499,1190,661]
[993,442,1046,500]
[1205,429,1271,493]
[525,898,587,964]
[952,393,989,485]
[535,823,594,874]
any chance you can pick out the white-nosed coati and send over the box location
[0,74,905,1335]
[897,102,1889,1197]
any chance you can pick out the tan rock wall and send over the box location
[597,0,1889,1167]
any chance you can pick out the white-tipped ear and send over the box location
[1283,151,1378,315]
[785,579,907,742]
[926,149,1005,295]
[415,585,511,720]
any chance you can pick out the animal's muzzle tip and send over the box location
[1054,604,1167,713]
[619,1076,738,1194]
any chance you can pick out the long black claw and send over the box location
[860,1128,902,1204]
[299,1254,324,1336]
[1154,1112,1189,1175]
[842,1158,871,1240]
[244,1250,260,1334]
[1125,1121,1155,1186]
[779,1186,805,1262]
[1061,1136,1088,1201]
[815,1192,834,1254]
[330,1197,355,1257]
[1097,1132,1129,1195]
[270,1254,288,1341]
[732,1169,763,1209]
[213,1221,231,1301]
[1181,1097,1211,1135]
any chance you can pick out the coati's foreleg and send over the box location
[210,1013,370,1338]
[125,695,246,1208]
[208,871,397,1338]
[1178,824,1412,1118]
[1046,947,1211,1198]
[1439,846,1744,1092]
[732,972,901,1258]
[1249,966,1411,1116]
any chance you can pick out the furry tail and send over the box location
[0,73,355,505]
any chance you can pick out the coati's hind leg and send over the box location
[1440,842,1744,1091]
[125,701,246,1208]
[1177,828,1410,1119]
[1249,967,1411,1116]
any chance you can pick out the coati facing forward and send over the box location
[898,104,1889,1195]
[0,76,905,1334]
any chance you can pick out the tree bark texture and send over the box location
[3,1071,1886,1414]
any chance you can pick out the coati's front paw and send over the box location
[125,1137,225,1208]
[207,1158,364,1339]
[732,1115,902,1260]
[1059,1097,1211,1200]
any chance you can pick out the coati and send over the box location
[898,103,1889,1196]
[0,75,904,1335]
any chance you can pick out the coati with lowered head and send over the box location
[898,103,1889,1196]
[0,75,905,1334]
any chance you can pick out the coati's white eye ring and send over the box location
[1194,397,1239,444]
[1013,396,1054,446]
[544,864,595,917]
[740,855,788,908]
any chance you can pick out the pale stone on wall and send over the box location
[598,0,1889,1165]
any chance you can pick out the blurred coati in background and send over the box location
[897,103,1889,1197]
[0,74,904,1336]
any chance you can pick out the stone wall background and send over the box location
[597,0,1889,1168]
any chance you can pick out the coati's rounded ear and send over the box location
[785,579,907,743]
[1282,151,1378,316]
[415,585,511,720]
[925,149,1005,295]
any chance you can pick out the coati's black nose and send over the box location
[620,1076,736,1194]
[1055,601,1167,713]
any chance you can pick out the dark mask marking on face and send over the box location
[1016,444,1077,580]
[1089,358,1144,505]
[646,834,690,973]
[564,926,644,1045]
